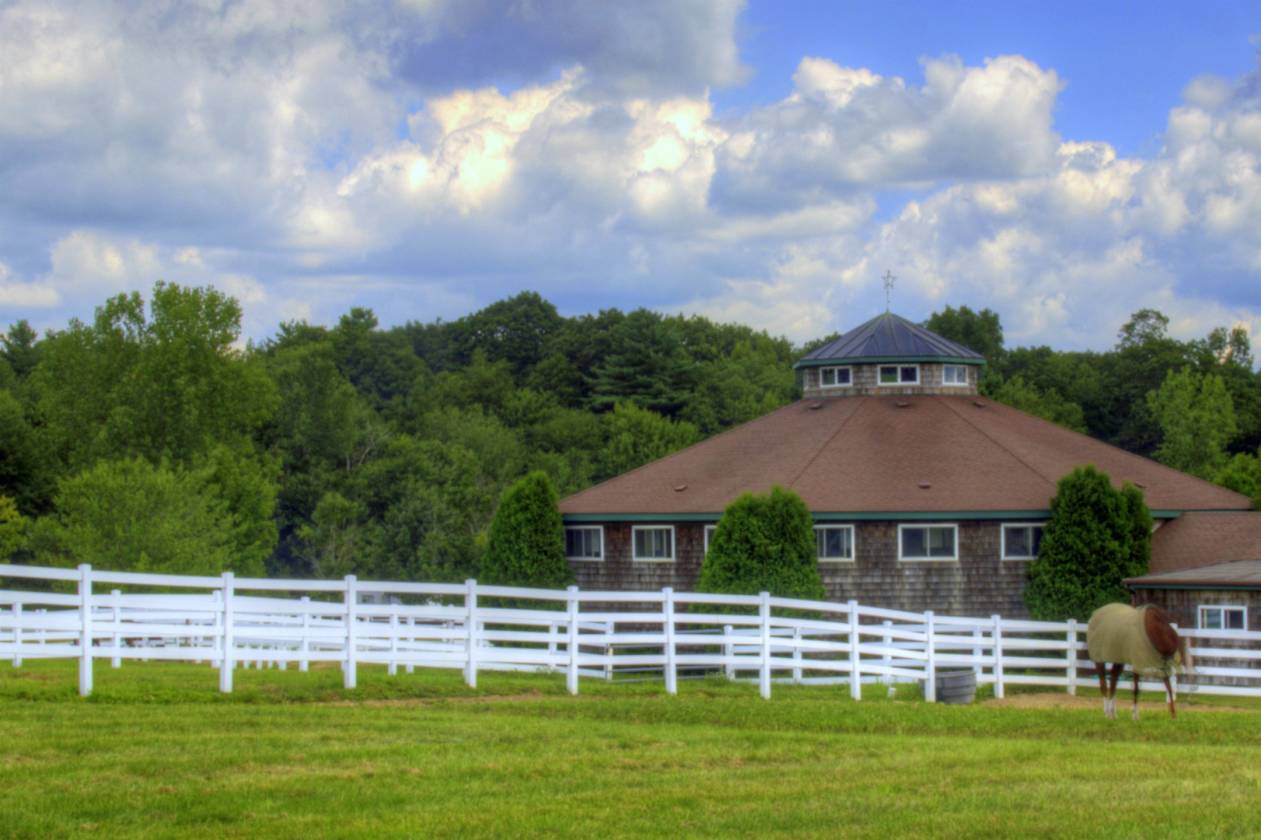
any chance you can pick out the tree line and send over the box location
[0,285,1257,581]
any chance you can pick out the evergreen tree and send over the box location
[481,471,571,589]
[589,309,696,417]
[1024,466,1151,620]
[698,486,825,600]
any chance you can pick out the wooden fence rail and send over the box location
[1,563,1259,700]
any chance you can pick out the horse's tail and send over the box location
[1177,633,1194,674]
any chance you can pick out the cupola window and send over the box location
[819,366,852,388]
[878,364,919,386]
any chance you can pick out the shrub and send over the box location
[481,471,571,589]
[698,486,825,601]
[1024,466,1151,620]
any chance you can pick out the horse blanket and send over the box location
[1087,603,1179,676]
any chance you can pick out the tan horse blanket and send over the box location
[1087,603,1179,676]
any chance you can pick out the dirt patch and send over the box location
[985,692,1254,713]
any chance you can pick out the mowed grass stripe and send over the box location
[1,661,1259,838]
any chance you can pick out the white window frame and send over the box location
[942,364,970,387]
[897,523,958,562]
[1198,604,1247,631]
[818,366,853,389]
[632,525,676,563]
[814,524,856,563]
[878,364,920,386]
[564,525,604,562]
[1001,523,1045,561]
[704,524,717,555]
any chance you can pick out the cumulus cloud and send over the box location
[0,0,1258,356]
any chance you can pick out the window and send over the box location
[815,525,855,562]
[878,364,920,385]
[1002,524,1045,560]
[633,526,675,562]
[942,365,969,386]
[898,524,957,561]
[564,526,603,561]
[1198,605,1246,631]
[819,366,852,388]
[704,525,717,555]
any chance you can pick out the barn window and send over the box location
[815,525,855,562]
[898,524,957,561]
[879,364,920,385]
[1198,605,1246,631]
[819,366,852,388]
[564,526,603,561]
[704,525,717,555]
[942,365,969,386]
[1001,524,1044,560]
[633,526,675,562]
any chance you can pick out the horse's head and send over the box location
[1142,604,1193,672]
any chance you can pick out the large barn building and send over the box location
[559,312,1255,619]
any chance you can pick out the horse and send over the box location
[1086,603,1192,720]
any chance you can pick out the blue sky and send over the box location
[1,0,1259,353]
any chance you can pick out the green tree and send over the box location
[0,495,27,560]
[1024,466,1150,620]
[1,320,40,380]
[698,486,825,600]
[1216,449,1261,508]
[598,402,700,480]
[296,492,367,579]
[32,458,244,575]
[1146,369,1238,478]
[589,309,696,417]
[925,305,1005,362]
[992,375,1087,432]
[481,471,571,589]
[449,291,565,377]
[0,389,55,515]
[683,340,798,435]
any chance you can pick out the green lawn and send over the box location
[1,660,1259,838]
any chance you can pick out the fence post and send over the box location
[299,596,310,673]
[343,575,358,690]
[972,625,983,679]
[792,626,803,684]
[11,602,21,668]
[388,609,399,677]
[219,572,235,693]
[78,564,93,697]
[882,620,893,694]
[848,600,861,700]
[663,587,677,695]
[604,621,614,682]
[406,615,415,674]
[110,589,122,669]
[566,585,579,695]
[992,614,1005,700]
[1066,619,1078,696]
[464,579,478,688]
[759,591,771,700]
[547,621,558,673]
[724,624,735,680]
[923,610,935,703]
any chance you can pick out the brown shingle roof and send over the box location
[560,396,1252,517]
[1128,559,1261,590]
[1145,511,1261,575]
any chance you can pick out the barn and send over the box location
[558,312,1252,618]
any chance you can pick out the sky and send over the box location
[1,0,1260,352]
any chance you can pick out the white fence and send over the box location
[2,563,1259,700]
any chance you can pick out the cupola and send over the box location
[795,312,985,397]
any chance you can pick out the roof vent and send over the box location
[918,480,932,489]
[808,401,824,410]
[1134,481,1146,489]
[895,400,911,409]
[673,484,688,493]
[973,400,986,408]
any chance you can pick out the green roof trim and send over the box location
[564,509,1189,524]
[1126,581,1261,592]
[793,356,987,369]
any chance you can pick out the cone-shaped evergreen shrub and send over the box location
[698,486,825,600]
[1024,466,1152,620]
[481,471,572,589]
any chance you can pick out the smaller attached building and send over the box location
[1127,511,1261,632]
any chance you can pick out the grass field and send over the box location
[2,661,1260,838]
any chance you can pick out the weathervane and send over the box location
[882,270,896,312]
